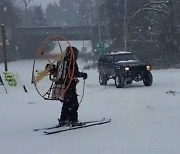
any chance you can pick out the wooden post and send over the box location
[1,24,8,72]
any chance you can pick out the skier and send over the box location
[40,46,87,126]
[58,46,87,126]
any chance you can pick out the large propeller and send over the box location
[32,35,74,101]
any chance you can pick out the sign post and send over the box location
[97,42,105,55]
[1,24,8,72]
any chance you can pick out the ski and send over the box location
[33,117,106,132]
[33,125,60,131]
[44,118,111,135]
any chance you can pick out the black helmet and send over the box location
[66,46,79,60]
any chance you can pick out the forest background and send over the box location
[0,0,180,68]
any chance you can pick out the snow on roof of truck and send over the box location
[106,51,131,55]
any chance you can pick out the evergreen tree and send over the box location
[46,2,63,26]
[77,0,93,26]
[59,0,80,26]
[104,0,125,49]
[0,0,20,28]
[18,4,47,26]
[46,0,81,26]
[103,0,179,67]
[32,5,46,26]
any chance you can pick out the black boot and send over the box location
[58,119,70,126]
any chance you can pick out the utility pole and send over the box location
[168,0,175,52]
[124,0,127,51]
[103,3,110,46]
[1,24,8,72]
[97,7,101,43]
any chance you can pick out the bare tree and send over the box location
[20,0,33,25]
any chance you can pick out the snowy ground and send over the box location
[0,59,180,154]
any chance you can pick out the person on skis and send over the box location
[58,46,87,126]
[40,46,87,126]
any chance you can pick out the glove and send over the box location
[45,64,56,73]
[82,72,87,80]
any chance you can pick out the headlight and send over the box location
[146,65,151,71]
[125,67,129,71]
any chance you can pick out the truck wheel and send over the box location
[115,75,125,88]
[143,72,153,86]
[99,73,107,86]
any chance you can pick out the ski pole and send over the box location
[0,75,8,94]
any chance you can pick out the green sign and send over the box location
[97,43,105,54]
